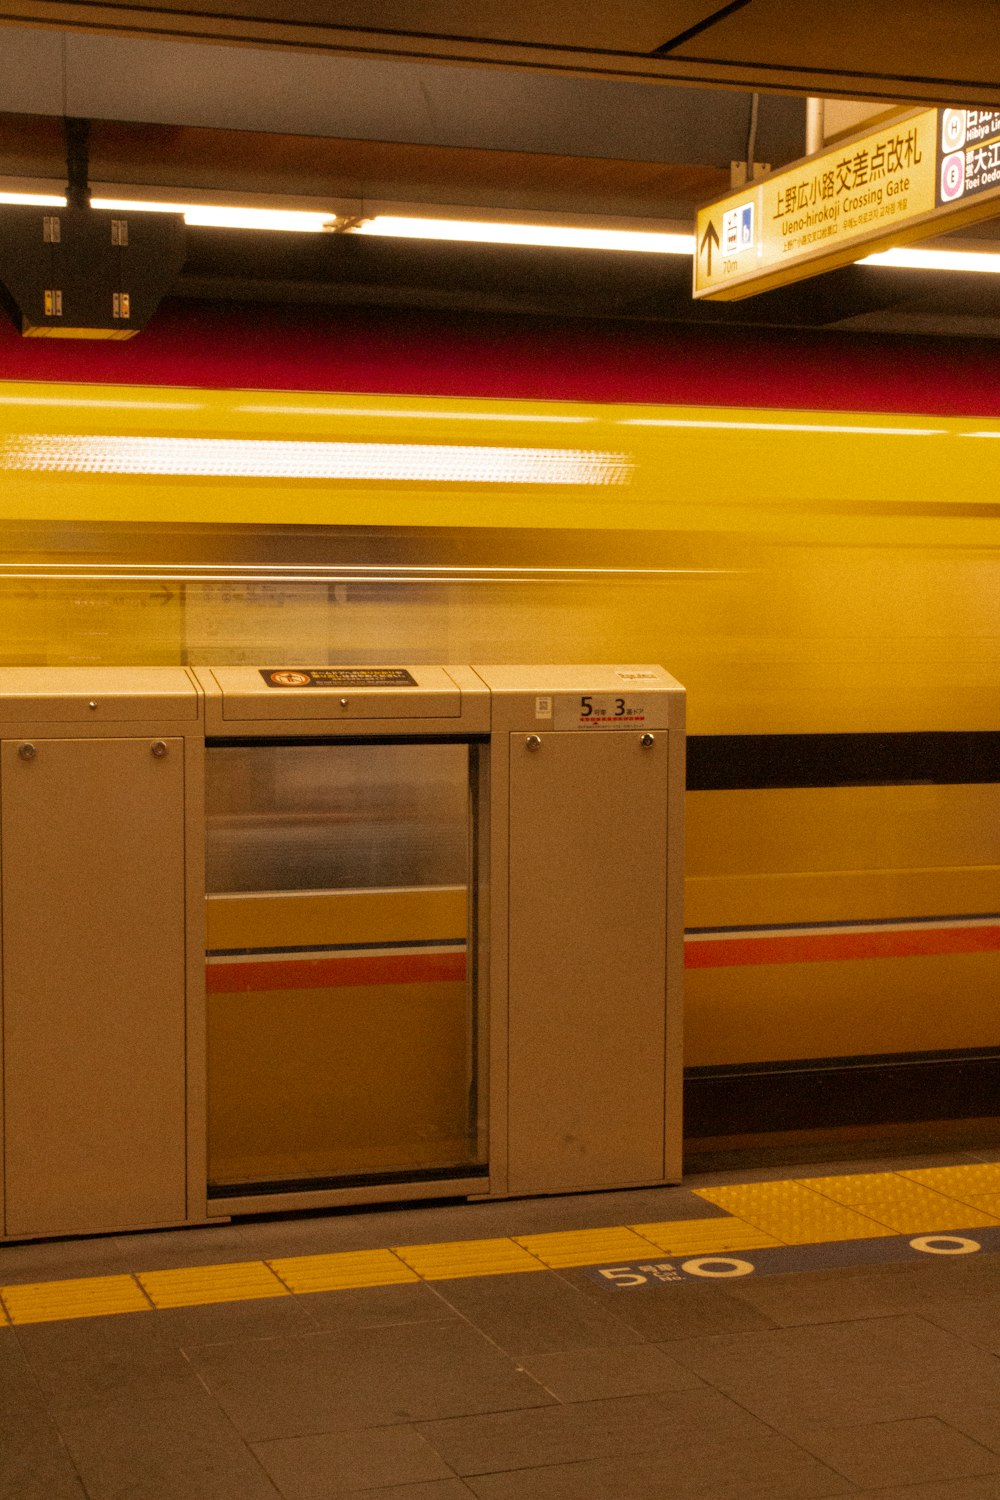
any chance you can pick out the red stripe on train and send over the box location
[207,951,467,993]
[684,924,1000,969]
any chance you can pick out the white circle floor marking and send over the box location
[680,1256,755,1278]
[909,1234,981,1256]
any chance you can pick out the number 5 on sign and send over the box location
[597,1266,647,1287]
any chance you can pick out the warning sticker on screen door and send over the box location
[260,668,417,688]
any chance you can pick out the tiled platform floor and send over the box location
[5,1149,1000,1499]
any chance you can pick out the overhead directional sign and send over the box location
[694,106,1000,300]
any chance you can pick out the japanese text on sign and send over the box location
[694,105,1000,301]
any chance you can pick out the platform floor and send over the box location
[5,1149,1000,1499]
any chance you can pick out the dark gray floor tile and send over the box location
[298,1282,460,1333]
[189,1319,553,1442]
[14,1311,206,1408]
[236,1217,394,1258]
[868,1481,1000,1498]
[0,1325,47,1415]
[55,1390,282,1500]
[0,1237,130,1284]
[667,1314,1000,1426]
[785,1417,1000,1489]
[430,1271,638,1356]
[418,1387,828,1479]
[348,1485,475,1499]
[420,1392,675,1473]
[253,1425,455,1497]
[159,1294,318,1347]
[937,1405,1000,1457]
[234,1204,528,1258]
[515,1342,705,1402]
[728,1261,979,1328]
[920,1293,1000,1355]
[556,1264,778,1340]
[917,1254,1000,1297]
[0,1409,89,1500]
[114,1224,253,1270]
[456,1420,851,1499]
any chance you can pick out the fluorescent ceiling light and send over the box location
[0,434,632,486]
[351,216,695,254]
[93,197,335,233]
[0,192,334,233]
[0,192,694,249]
[0,191,67,207]
[4,188,1000,271]
[860,246,1000,272]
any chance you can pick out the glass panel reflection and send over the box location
[205,742,480,1193]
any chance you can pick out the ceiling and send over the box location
[3,12,1000,336]
[4,2,1000,105]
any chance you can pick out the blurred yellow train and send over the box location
[0,302,997,1150]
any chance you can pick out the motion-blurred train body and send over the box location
[0,301,997,1154]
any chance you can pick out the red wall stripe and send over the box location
[5,298,1000,416]
[684,923,1000,969]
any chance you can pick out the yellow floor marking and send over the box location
[269,1249,418,1293]
[2,1274,151,1325]
[901,1164,1000,1209]
[514,1227,664,1268]
[8,1164,1000,1327]
[394,1237,546,1279]
[801,1172,1000,1233]
[632,1217,784,1255]
[695,1181,896,1244]
[953,1192,1000,1218]
[137,1261,288,1308]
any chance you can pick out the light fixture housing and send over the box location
[0,203,185,338]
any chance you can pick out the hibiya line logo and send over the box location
[938,107,1000,205]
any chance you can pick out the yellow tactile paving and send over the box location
[137,1261,288,1308]
[9,1162,1000,1327]
[901,1164,1000,1210]
[2,1274,151,1325]
[513,1227,663,1268]
[694,1180,896,1244]
[393,1237,546,1279]
[801,1172,1000,1233]
[269,1249,418,1293]
[631,1217,785,1255]
[956,1193,1000,1218]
